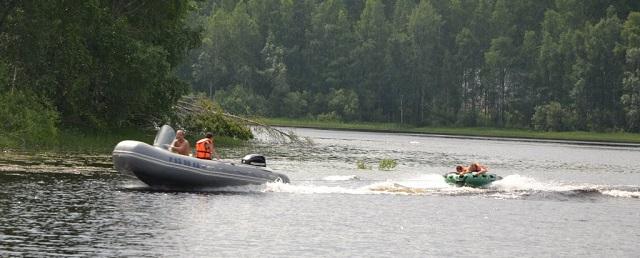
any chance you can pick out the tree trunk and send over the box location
[400,95,404,124]
[11,65,17,92]
[420,86,425,123]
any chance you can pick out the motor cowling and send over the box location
[153,125,176,150]
[241,154,266,167]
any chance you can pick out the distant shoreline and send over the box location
[261,118,640,147]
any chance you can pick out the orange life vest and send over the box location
[195,138,212,159]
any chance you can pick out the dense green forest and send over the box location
[0,1,199,145]
[180,0,640,133]
[2,0,640,147]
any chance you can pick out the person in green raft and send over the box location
[456,163,488,175]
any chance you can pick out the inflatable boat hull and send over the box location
[113,140,289,189]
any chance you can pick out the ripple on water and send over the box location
[2,131,640,256]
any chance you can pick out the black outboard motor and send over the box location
[242,154,266,167]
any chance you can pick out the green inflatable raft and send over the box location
[443,172,502,187]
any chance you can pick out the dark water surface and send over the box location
[1,128,639,257]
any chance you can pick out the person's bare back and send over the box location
[456,163,488,175]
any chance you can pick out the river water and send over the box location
[1,128,639,257]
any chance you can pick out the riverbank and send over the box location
[261,118,640,145]
[1,128,247,153]
[0,128,152,153]
[4,119,639,152]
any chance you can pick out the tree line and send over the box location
[1,1,199,145]
[2,0,640,148]
[181,0,640,132]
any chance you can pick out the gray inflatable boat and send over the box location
[112,125,290,189]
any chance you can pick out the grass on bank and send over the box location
[0,128,151,153]
[1,127,247,153]
[50,128,156,153]
[4,117,638,153]
[54,129,247,153]
[262,117,640,144]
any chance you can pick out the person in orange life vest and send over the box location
[195,132,221,160]
[170,129,191,156]
[456,163,488,176]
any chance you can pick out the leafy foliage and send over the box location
[180,96,253,140]
[356,160,371,170]
[0,90,59,147]
[621,12,640,132]
[3,0,640,140]
[378,159,398,171]
[1,1,199,130]
[180,0,640,133]
[214,84,267,116]
[532,102,573,132]
[327,88,359,121]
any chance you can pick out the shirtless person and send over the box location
[169,129,191,156]
[456,163,488,175]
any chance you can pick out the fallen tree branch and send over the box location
[173,94,311,144]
